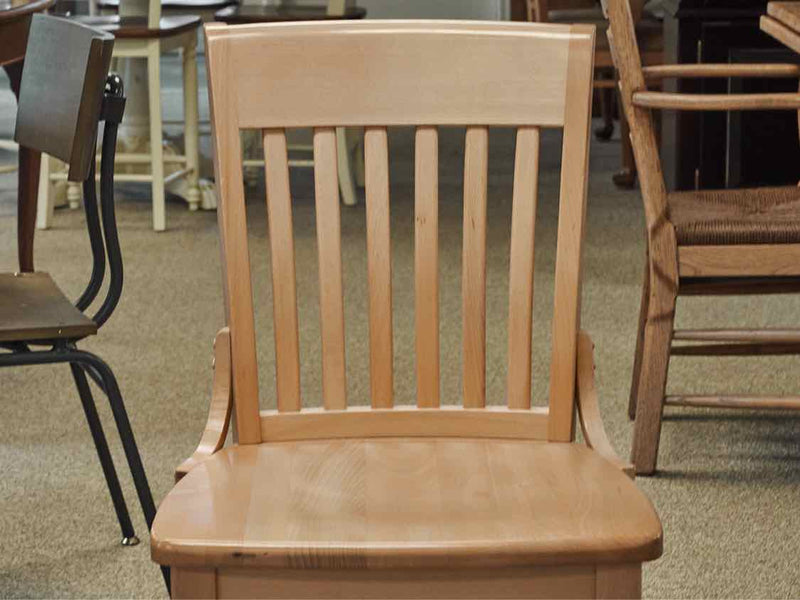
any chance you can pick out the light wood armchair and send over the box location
[151,20,662,599]
[603,0,800,475]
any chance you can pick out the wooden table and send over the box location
[762,2,800,53]
[1,0,55,272]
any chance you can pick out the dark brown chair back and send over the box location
[14,14,114,182]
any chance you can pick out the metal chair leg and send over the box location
[70,363,139,546]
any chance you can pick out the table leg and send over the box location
[4,60,41,272]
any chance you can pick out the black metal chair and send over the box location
[0,13,166,589]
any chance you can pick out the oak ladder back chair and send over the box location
[151,20,662,599]
[37,0,202,231]
[603,0,800,475]
[0,14,167,589]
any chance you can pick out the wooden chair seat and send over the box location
[669,185,800,245]
[213,4,366,24]
[152,439,662,570]
[73,14,200,38]
[0,272,96,342]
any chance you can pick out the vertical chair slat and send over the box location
[462,126,489,408]
[313,128,347,410]
[414,126,440,408]
[263,129,302,412]
[364,127,393,408]
[548,33,594,441]
[506,127,540,410]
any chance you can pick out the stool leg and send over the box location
[147,42,166,231]
[36,153,55,230]
[182,35,201,211]
[336,127,358,206]
[70,363,138,546]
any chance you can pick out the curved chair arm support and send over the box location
[643,63,800,81]
[175,327,233,482]
[576,331,635,479]
[632,90,800,112]
[75,155,106,312]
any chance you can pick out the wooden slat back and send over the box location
[264,130,302,413]
[204,21,595,442]
[364,127,394,408]
[313,128,348,410]
[461,127,489,409]
[506,127,541,410]
[414,126,440,408]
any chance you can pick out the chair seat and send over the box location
[0,272,96,343]
[151,439,662,570]
[73,14,201,38]
[669,185,800,246]
[213,4,366,24]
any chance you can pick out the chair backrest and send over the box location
[14,14,114,182]
[205,20,595,446]
[119,0,161,29]
[602,0,668,231]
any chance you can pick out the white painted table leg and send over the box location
[147,41,166,231]
[35,152,54,230]
[182,35,201,211]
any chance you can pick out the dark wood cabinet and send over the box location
[661,0,800,190]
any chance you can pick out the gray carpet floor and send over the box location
[1,53,799,599]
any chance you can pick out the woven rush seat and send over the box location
[668,185,800,245]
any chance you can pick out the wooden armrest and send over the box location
[174,327,233,482]
[643,63,800,81]
[633,90,800,112]
[576,331,634,479]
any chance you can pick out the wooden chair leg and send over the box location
[336,126,358,206]
[631,263,676,475]
[628,251,650,420]
[182,36,201,211]
[35,152,55,230]
[147,42,166,231]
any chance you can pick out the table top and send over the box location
[0,0,54,21]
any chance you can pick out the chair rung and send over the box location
[665,395,800,410]
[671,342,800,356]
[673,329,800,343]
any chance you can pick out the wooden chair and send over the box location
[0,13,166,586]
[150,20,663,599]
[527,0,663,187]
[602,0,800,475]
[37,0,202,231]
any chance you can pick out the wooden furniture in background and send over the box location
[37,0,202,231]
[762,3,800,53]
[214,0,365,207]
[0,0,55,272]
[527,0,663,187]
[0,13,165,587]
[150,20,663,599]
[603,0,800,475]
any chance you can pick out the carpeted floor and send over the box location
[1,53,799,599]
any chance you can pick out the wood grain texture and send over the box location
[313,128,347,410]
[462,126,489,409]
[506,127,540,409]
[151,440,662,569]
[547,29,595,441]
[206,25,261,442]
[633,90,800,111]
[214,565,598,599]
[679,244,800,277]
[259,406,549,442]
[364,127,393,408]
[175,328,233,482]
[762,14,800,55]
[643,62,800,80]
[0,272,96,342]
[595,563,641,599]
[172,568,217,599]
[205,20,572,128]
[264,129,302,412]
[414,126,440,408]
